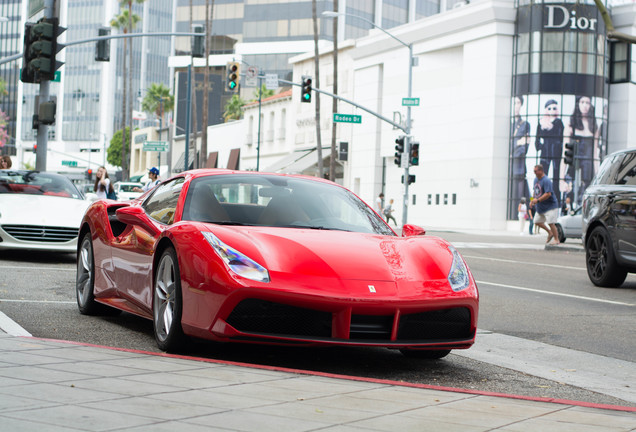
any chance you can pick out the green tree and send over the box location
[141,83,174,118]
[253,84,274,101]
[223,94,246,121]
[107,127,131,168]
[0,78,7,96]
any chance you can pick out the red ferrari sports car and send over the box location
[76,169,478,358]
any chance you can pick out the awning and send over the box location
[206,151,218,168]
[264,149,314,173]
[270,149,342,177]
[173,151,199,173]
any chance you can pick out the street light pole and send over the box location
[322,11,414,226]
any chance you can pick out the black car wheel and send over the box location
[556,223,566,243]
[153,247,186,352]
[586,226,627,288]
[76,232,120,315]
[399,349,451,359]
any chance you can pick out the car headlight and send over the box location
[202,232,270,283]
[447,244,470,292]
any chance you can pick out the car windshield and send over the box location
[0,170,83,199]
[182,174,395,235]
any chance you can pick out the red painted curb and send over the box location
[29,336,636,413]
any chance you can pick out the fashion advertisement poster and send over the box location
[509,93,607,218]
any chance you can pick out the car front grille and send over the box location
[226,299,472,344]
[2,224,78,243]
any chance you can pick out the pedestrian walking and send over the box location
[529,164,560,245]
[383,199,397,226]
[518,197,527,234]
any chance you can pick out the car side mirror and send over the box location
[116,205,160,235]
[402,224,426,237]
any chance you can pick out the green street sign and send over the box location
[53,71,61,82]
[402,97,420,106]
[143,141,168,152]
[61,160,77,167]
[333,114,361,124]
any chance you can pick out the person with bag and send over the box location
[94,166,117,200]
[518,197,527,235]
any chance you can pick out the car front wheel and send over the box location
[586,226,627,287]
[153,247,186,352]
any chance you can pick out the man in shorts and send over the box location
[530,164,560,245]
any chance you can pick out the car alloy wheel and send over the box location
[153,247,185,351]
[556,223,566,243]
[586,226,627,288]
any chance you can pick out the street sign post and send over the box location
[333,113,361,124]
[143,141,168,152]
[401,97,420,106]
[245,66,258,87]
[265,74,278,90]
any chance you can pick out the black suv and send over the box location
[582,148,636,287]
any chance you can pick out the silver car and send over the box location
[555,206,582,243]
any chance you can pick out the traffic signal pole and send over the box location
[34,0,55,172]
[402,44,414,226]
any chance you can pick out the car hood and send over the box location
[0,194,90,227]
[212,226,453,283]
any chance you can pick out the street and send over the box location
[0,230,635,408]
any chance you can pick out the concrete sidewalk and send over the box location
[0,333,633,431]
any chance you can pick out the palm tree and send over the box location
[223,94,245,122]
[141,83,174,118]
[253,84,274,101]
[111,0,145,180]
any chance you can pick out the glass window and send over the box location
[616,153,636,186]
[516,53,529,74]
[592,154,618,186]
[563,52,577,73]
[517,33,530,53]
[541,52,563,73]
[542,33,563,52]
[577,52,596,75]
[610,41,631,83]
[182,174,394,234]
[143,177,185,225]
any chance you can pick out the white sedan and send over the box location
[0,170,90,252]
[113,181,143,201]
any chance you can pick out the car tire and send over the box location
[153,247,186,352]
[76,232,120,315]
[399,349,451,359]
[586,226,627,288]
[556,223,566,243]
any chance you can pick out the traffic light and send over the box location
[409,142,419,166]
[21,17,65,83]
[401,174,416,185]
[394,136,405,166]
[564,141,575,165]
[38,100,56,125]
[86,169,93,180]
[32,144,37,153]
[191,24,204,58]
[95,27,110,62]
[300,76,312,103]
[226,62,240,92]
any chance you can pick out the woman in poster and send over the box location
[535,99,564,206]
[564,95,599,204]
[512,96,531,208]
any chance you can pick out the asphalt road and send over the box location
[0,231,634,407]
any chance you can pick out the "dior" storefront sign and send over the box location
[544,5,598,31]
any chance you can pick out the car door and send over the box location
[611,152,636,264]
[111,177,185,312]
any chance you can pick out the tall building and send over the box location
[9,0,173,175]
[0,1,21,157]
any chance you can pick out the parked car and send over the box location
[77,169,479,357]
[0,170,90,252]
[555,206,582,243]
[582,148,636,287]
[113,181,143,201]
